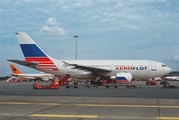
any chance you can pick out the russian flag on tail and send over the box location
[15,32,59,71]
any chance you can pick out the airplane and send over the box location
[6,64,54,82]
[165,76,179,81]
[7,32,172,84]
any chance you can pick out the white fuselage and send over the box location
[12,73,54,80]
[165,76,179,81]
[37,59,171,80]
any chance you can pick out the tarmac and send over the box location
[0,81,179,120]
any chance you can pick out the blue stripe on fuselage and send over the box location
[20,44,46,57]
[116,77,127,80]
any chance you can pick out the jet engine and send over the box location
[110,72,132,83]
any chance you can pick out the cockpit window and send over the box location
[162,65,166,67]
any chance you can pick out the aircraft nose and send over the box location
[166,67,172,74]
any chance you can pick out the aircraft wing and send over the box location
[7,59,38,67]
[63,61,111,75]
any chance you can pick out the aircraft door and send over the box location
[150,62,156,71]
[110,64,114,71]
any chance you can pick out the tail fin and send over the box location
[10,64,22,74]
[15,32,48,61]
[15,32,59,72]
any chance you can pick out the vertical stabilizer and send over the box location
[15,32,48,60]
[15,32,59,72]
[10,64,22,74]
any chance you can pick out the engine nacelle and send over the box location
[110,72,132,83]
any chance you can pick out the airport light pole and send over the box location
[74,35,79,60]
[176,61,179,71]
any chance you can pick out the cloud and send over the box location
[39,17,66,36]
[0,9,4,13]
[174,55,179,61]
[122,24,142,30]
[154,33,161,38]
[142,40,150,45]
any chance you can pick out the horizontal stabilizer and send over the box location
[7,59,38,67]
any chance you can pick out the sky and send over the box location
[0,0,179,76]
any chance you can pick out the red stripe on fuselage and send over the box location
[25,57,54,64]
[38,64,55,66]
[25,57,59,71]
[37,66,57,69]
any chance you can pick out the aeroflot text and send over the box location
[115,66,147,71]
